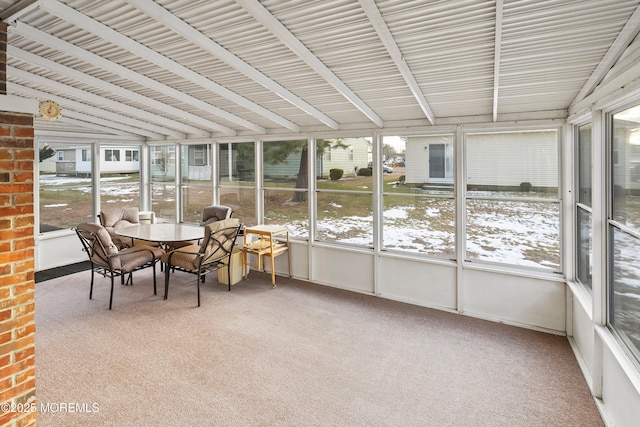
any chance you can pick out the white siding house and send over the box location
[262,138,370,179]
[405,135,455,185]
[43,146,140,176]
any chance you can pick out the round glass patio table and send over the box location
[116,223,204,247]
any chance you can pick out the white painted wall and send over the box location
[462,267,565,332]
[35,230,85,271]
[377,255,457,311]
[310,245,374,294]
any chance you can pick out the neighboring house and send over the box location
[183,144,212,180]
[405,131,559,191]
[151,145,212,181]
[405,135,455,186]
[262,138,371,179]
[613,119,640,191]
[43,145,141,176]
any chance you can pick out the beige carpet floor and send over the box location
[34,267,604,426]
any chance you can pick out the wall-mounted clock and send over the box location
[39,100,62,121]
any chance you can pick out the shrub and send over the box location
[329,168,344,181]
[358,167,373,176]
[520,182,532,192]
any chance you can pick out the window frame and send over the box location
[576,122,594,291]
[463,127,563,273]
[607,104,640,365]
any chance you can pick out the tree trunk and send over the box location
[293,146,308,202]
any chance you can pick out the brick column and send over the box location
[0,20,37,427]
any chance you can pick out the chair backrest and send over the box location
[199,218,241,265]
[99,207,140,230]
[200,205,233,226]
[75,222,122,270]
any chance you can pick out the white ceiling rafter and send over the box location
[126,0,339,131]
[9,66,186,138]
[34,129,145,142]
[10,22,241,136]
[0,0,40,22]
[236,0,384,128]
[39,0,296,133]
[357,0,434,125]
[571,4,640,106]
[493,0,504,122]
[9,46,212,137]
[54,116,143,138]
[9,81,168,140]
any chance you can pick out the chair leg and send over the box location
[196,267,203,307]
[197,276,201,307]
[108,275,115,310]
[152,262,157,296]
[227,264,231,291]
[164,263,170,300]
[89,268,95,300]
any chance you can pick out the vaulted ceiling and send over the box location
[2,0,640,141]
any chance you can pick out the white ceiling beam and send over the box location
[358,0,434,125]
[54,116,143,138]
[9,66,186,138]
[126,0,339,130]
[9,81,167,140]
[571,4,640,106]
[492,0,504,122]
[0,0,41,22]
[236,0,384,128]
[9,46,211,137]
[39,0,296,133]
[34,129,145,142]
[11,22,240,136]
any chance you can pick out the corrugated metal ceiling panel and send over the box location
[2,0,640,138]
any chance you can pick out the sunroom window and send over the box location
[315,137,373,246]
[150,145,176,222]
[609,105,640,362]
[381,135,455,258]
[576,124,593,290]
[38,142,92,233]
[218,142,257,227]
[465,130,560,271]
[181,144,213,223]
[262,139,309,239]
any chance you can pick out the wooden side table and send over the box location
[242,224,291,287]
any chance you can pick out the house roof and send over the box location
[2,0,640,141]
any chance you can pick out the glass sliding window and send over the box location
[381,135,455,258]
[181,144,213,223]
[609,106,640,362]
[576,124,593,290]
[316,137,372,246]
[100,145,141,211]
[219,142,256,226]
[38,142,93,232]
[263,140,309,238]
[150,145,176,222]
[465,130,560,270]
[612,106,640,231]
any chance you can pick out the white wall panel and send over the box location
[571,292,596,379]
[462,268,565,332]
[284,240,308,280]
[602,344,640,427]
[35,231,85,271]
[378,256,456,311]
[311,245,373,293]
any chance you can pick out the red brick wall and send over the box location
[0,21,37,427]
